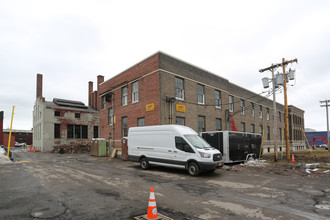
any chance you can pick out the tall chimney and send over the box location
[88,81,93,106]
[97,75,104,90]
[0,111,3,145]
[36,74,43,98]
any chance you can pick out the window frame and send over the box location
[215,90,221,109]
[259,105,263,119]
[122,116,128,137]
[216,118,222,131]
[122,86,128,106]
[176,117,185,126]
[198,116,205,132]
[132,81,139,103]
[197,84,205,105]
[229,95,234,112]
[108,108,113,126]
[175,77,185,100]
[54,123,61,139]
[250,102,255,117]
[240,99,245,115]
[137,117,145,127]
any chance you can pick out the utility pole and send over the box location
[259,58,298,161]
[320,100,330,152]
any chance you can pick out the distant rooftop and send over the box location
[53,98,87,109]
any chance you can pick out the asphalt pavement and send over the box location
[0,149,329,219]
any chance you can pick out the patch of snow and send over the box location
[0,148,12,164]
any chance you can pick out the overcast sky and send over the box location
[1,0,330,131]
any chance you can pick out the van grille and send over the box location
[213,153,222,161]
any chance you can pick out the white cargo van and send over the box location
[127,125,223,176]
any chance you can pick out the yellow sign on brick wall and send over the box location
[146,103,155,112]
[176,104,186,112]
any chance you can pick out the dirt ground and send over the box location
[231,150,330,177]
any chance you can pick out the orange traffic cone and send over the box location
[29,146,32,152]
[33,147,36,152]
[147,187,158,219]
[291,154,295,162]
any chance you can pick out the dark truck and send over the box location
[200,131,262,164]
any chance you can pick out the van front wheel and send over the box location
[140,158,150,170]
[187,162,200,176]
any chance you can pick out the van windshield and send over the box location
[184,135,212,149]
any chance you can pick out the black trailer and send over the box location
[200,131,262,164]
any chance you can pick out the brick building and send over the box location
[33,74,99,152]
[89,52,305,153]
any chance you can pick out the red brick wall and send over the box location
[98,53,160,147]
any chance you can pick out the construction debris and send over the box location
[51,141,91,154]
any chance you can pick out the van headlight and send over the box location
[199,152,211,158]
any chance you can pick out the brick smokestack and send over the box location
[0,111,3,145]
[97,75,104,90]
[88,81,93,106]
[36,74,43,99]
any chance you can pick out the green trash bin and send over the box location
[98,139,107,157]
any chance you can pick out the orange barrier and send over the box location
[291,154,295,162]
[147,187,158,219]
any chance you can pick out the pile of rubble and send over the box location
[52,141,91,154]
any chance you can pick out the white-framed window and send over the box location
[241,122,246,132]
[251,124,255,133]
[240,99,245,115]
[259,125,263,134]
[176,117,185,125]
[250,102,255,117]
[266,108,270,120]
[216,118,222,131]
[122,86,127,106]
[198,116,205,132]
[108,108,113,126]
[137,117,145,127]
[215,90,221,108]
[132,81,139,103]
[197,84,205,105]
[175,77,184,100]
[259,105,263,119]
[229,95,234,112]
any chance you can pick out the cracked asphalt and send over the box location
[0,149,329,219]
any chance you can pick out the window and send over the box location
[250,102,255,117]
[267,126,270,140]
[278,112,281,122]
[101,96,106,109]
[108,108,113,125]
[240,99,245,115]
[175,137,193,153]
[54,111,60,117]
[54,124,60,139]
[215,90,221,108]
[198,116,205,132]
[122,86,127,106]
[197,84,205,105]
[229,95,234,112]
[67,125,88,139]
[75,113,80,119]
[94,126,99,138]
[266,108,270,120]
[279,128,282,140]
[251,124,255,133]
[176,117,185,126]
[137,118,145,127]
[216,118,222,131]
[259,105,263,119]
[132,81,139,103]
[175,77,184,100]
[259,125,263,134]
[122,117,128,137]
[241,122,246,132]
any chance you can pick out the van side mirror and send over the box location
[184,145,193,153]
